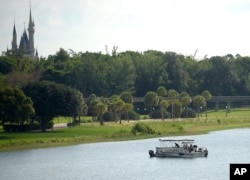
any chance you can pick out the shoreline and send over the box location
[1,119,250,152]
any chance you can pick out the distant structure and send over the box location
[8,3,38,58]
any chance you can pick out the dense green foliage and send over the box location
[23,81,84,131]
[131,122,156,135]
[1,49,250,97]
[1,49,250,131]
[0,87,35,125]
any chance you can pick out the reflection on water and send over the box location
[0,128,250,180]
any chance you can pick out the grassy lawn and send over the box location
[1,108,250,152]
[53,116,93,124]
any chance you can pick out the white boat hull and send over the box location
[149,147,208,158]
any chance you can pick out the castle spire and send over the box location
[11,19,17,51]
[28,1,35,57]
[13,19,16,35]
[29,1,33,25]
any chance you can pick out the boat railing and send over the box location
[158,139,195,148]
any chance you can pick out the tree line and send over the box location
[1,49,250,97]
[0,49,249,130]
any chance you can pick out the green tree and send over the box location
[144,91,159,118]
[156,86,167,97]
[232,56,250,94]
[180,94,192,118]
[86,94,98,121]
[165,52,187,92]
[109,95,125,124]
[201,90,212,119]
[120,91,133,103]
[156,86,168,120]
[109,54,136,95]
[0,56,16,74]
[193,95,206,119]
[0,87,35,125]
[180,56,199,96]
[23,81,84,131]
[70,52,110,96]
[159,100,170,121]
[168,89,179,120]
[202,56,239,95]
[133,51,168,96]
[66,89,85,124]
[122,103,134,122]
[95,101,108,125]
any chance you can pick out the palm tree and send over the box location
[110,95,125,124]
[156,86,167,97]
[156,86,168,120]
[95,102,108,126]
[144,91,159,118]
[193,95,206,119]
[86,94,98,121]
[168,89,179,120]
[201,90,212,119]
[159,100,170,121]
[180,92,192,119]
[120,91,133,103]
[122,103,134,122]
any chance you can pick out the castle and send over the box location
[9,4,38,58]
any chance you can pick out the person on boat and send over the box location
[175,143,179,148]
[188,144,193,152]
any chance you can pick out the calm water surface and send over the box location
[0,128,250,180]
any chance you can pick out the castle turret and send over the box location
[11,22,17,51]
[19,27,29,54]
[28,4,35,57]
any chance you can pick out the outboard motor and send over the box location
[204,149,208,157]
[149,150,155,157]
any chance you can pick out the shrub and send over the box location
[128,110,140,120]
[131,122,155,135]
[181,108,196,118]
[103,111,115,121]
[151,109,170,119]
[121,110,140,120]
[3,122,52,132]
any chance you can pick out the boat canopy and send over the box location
[159,139,194,142]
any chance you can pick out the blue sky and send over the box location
[1,0,250,58]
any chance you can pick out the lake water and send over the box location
[0,128,250,180]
